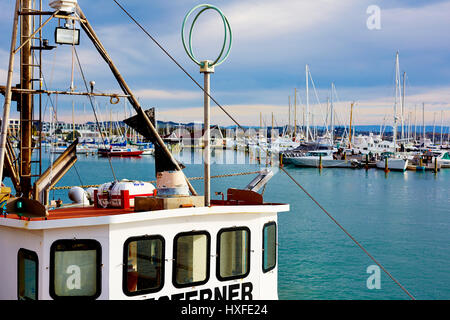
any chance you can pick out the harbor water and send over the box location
[16,148,450,300]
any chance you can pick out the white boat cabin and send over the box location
[0,193,288,300]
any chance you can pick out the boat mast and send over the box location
[294,88,297,138]
[271,112,274,143]
[349,102,354,147]
[305,64,310,142]
[401,71,406,140]
[393,52,400,151]
[18,0,35,198]
[414,104,417,142]
[330,83,334,145]
[432,112,436,145]
[288,95,291,136]
[422,102,425,142]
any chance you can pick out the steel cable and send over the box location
[111,0,415,300]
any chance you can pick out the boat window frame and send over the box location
[216,226,251,282]
[122,235,165,296]
[49,239,102,300]
[17,248,39,300]
[262,222,277,273]
[172,230,211,289]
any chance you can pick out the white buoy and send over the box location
[68,186,90,205]
[49,0,78,13]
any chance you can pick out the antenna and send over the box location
[181,4,232,207]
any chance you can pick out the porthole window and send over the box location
[123,235,164,296]
[263,222,277,272]
[17,249,38,300]
[173,231,210,288]
[217,227,250,281]
[50,239,101,300]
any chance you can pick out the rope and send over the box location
[280,166,416,300]
[72,46,118,181]
[111,0,416,300]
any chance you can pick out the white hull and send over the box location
[291,157,355,168]
[50,146,97,154]
[376,158,408,171]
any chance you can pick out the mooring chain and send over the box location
[111,0,415,300]
[51,170,261,190]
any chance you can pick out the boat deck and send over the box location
[1,199,284,222]
[2,206,135,221]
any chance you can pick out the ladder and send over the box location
[18,0,44,186]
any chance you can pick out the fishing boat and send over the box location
[97,146,144,157]
[0,0,289,301]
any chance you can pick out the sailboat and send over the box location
[0,1,288,300]
[375,52,408,171]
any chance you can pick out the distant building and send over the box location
[0,118,20,134]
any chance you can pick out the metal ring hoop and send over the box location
[110,95,120,104]
[182,4,232,67]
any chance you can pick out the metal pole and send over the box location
[0,0,20,184]
[201,61,213,206]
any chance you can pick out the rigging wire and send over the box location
[72,46,118,181]
[111,0,416,300]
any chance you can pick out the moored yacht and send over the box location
[375,152,408,171]
[290,149,359,168]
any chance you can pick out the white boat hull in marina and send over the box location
[50,146,97,154]
[291,157,357,168]
[376,158,408,171]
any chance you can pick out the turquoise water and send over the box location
[10,148,450,300]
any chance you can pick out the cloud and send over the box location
[134,88,201,100]
[154,84,450,127]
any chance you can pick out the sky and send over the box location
[0,0,449,128]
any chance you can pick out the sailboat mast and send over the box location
[294,88,297,137]
[401,71,406,140]
[422,103,425,141]
[414,104,417,141]
[432,112,436,145]
[349,102,354,147]
[305,64,310,142]
[271,112,274,142]
[330,83,334,144]
[393,52,400,150]
[288,96,291,135]
[72,101,75,140]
